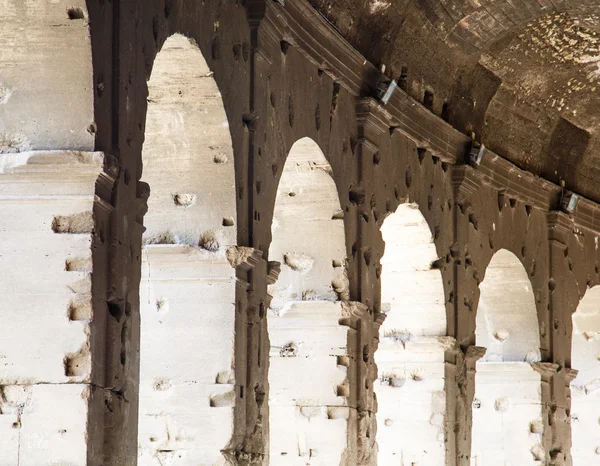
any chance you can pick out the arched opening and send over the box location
[374,203,447,464]
[471,249,543,465]
[137,34,238,465]
[570,286,600,464]
[268,137,350,465]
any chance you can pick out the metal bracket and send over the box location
[561,191,579,214]
[468,143,486,166]
[375,79,397,105]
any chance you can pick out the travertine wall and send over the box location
[267,137,351,464]
[570,286,600,464]
[2,0,600,465]
[0,0,94,152]
[0,151,113,465]
[268,301,353,465]
[472,250,543,465]
[137,33,240,464]
[375,203,448,464]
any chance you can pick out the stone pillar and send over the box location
[0,151,115,465]
[339,301,373,465]
[239,249,271,464]
[355,98,393,465]
[355,99,391,308]
[546,212,578,465]
[445,345,486,465]
[447,166,481,466]
[227,247,268,465]
[532,363,578,465]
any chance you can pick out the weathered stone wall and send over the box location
[2,0,600,465]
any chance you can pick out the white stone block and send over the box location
[269,301,351,464]
[138,245,237,464]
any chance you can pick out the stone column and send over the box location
[532,363,578,465]
[446,166,482,466]
[339,301,374,465]
[228,247,269,465]
[355,98,393,465]
[445,345,486,465]
[546,212,578,465]
[0,151,115,465]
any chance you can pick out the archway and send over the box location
[267,137,349,465]
[570,285,600,464]
[374,203,447,464]
[471,249,543,465]
[137,34,238,465]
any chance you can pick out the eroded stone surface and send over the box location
[268,138,348,313]
[0,1,94,151]
[268,301,352,465]
[375,203,447,464]
[138,246,236,465]
[0,150,104,464]
[473,250,543,465]
[138,34,239,465]
[571,286,600,465]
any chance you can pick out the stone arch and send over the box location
[471,249,543,465]
[570,285,600,464]
[137,34,238,465]
[268,137,347,308]
[0,0,94,151]
[374,203,447,465]
[267,137,350,465]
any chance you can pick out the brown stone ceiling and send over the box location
[309,0,600,201]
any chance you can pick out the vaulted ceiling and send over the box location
[310,0,600,201]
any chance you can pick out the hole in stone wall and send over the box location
[107,301,124,321]
[52,212,94,234]
[67,7,85,20]
[441,102,450,122]
[330,83,340,123]
[373,151,381,165]
[398,66,408,90]
[423,90,434,110]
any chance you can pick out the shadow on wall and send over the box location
[137,33,238,466]
[374,203,448,465]
[267,137,351,465]
[472,249,544,465]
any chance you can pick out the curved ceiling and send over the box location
[310,0,600,200]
